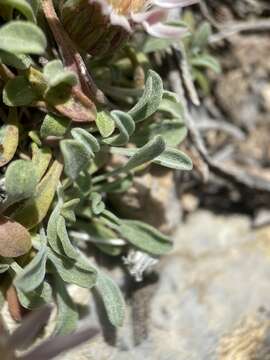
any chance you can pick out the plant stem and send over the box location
[42,0,108,105]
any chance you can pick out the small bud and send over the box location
[60,0,198,57]
[60,0,139,57]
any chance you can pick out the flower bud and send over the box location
[60,0,198,57]
[60,0,140,57]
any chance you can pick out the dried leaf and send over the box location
[12,160,63,229]
[0,108,19,167]
[0,216,31,257]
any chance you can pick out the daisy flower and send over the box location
[60,0,199,56]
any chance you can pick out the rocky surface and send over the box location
[58,210,270,360]
[108,167,182,235]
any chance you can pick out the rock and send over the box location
[57,210,270,359]
[108,167,182,235]
[214,35,270,130]
[218,311,270,360]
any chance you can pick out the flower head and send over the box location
[60,0,198,56]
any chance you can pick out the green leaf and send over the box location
[109,144,192,171]
[28,0,39,15]
[96,271,125,327]
[43,60,77,88]
[6,159,38,202]
[132,120,187,147]
[102,111,135,146]
[40,114,70,139]
[90,192,105,215]
[12,160,63,229]
[16,280,52,309]
[119,220,172,255]
[0,0,36,22]
[0,21,46,54]
[0,50,31,69]
[192,22,212,50]
[158,91,184,119]
[3,76,37,106]
[191,54,221,73]
[61,198,80,222]
[140,37,175,53]
[154,148,193,171]
[54,274,78,335]
[128,70,163,123]
[47,203,62,254]
[48,249,97,289]
[31,144,52,181]
[14,245,47,292]
[123,135,166,172]
[96,111,115,138]
[57,215,78,259]
[60,139,90,180]
[71,127,100,156]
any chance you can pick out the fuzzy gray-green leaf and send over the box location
[128,70,163,123]
[123,135,165,172]
[119,220,172,255]
[48,249,97,288]
[3,76,37,106]
[60,139,90,180]
[96,271,125,327]
[43,60,78,88]
[0,21,46,54]
[14,245,47,292]
[54,274,78,335]
[0,0,36,22]
[5,160,38,202]
[154,147,193,170]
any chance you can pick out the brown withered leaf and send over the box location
[6,285,26,322]
[0,216,31,258]
[54,87,97,123]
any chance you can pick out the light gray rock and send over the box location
[58,211,270,359]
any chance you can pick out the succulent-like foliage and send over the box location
[0,0,200,352]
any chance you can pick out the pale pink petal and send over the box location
[110,12,132,32]
[143,22,188,38]
[131,8,168,24]
[152,0,199,8]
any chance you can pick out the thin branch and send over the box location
[209,18,270,43]
[42,0,108,105]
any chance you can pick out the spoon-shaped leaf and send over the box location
[123,135,166,172]
[0,21,46,54]
[0,0,36,22]
[119,220,172,255]
[6,159,38,202]
[128,70,163,123]
[60,139,90,180]
[14,245,47,292]
[96,271,125,327]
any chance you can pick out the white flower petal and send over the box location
[131,8,168,24]
[143,21,187,38]
[152,0,199,8]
